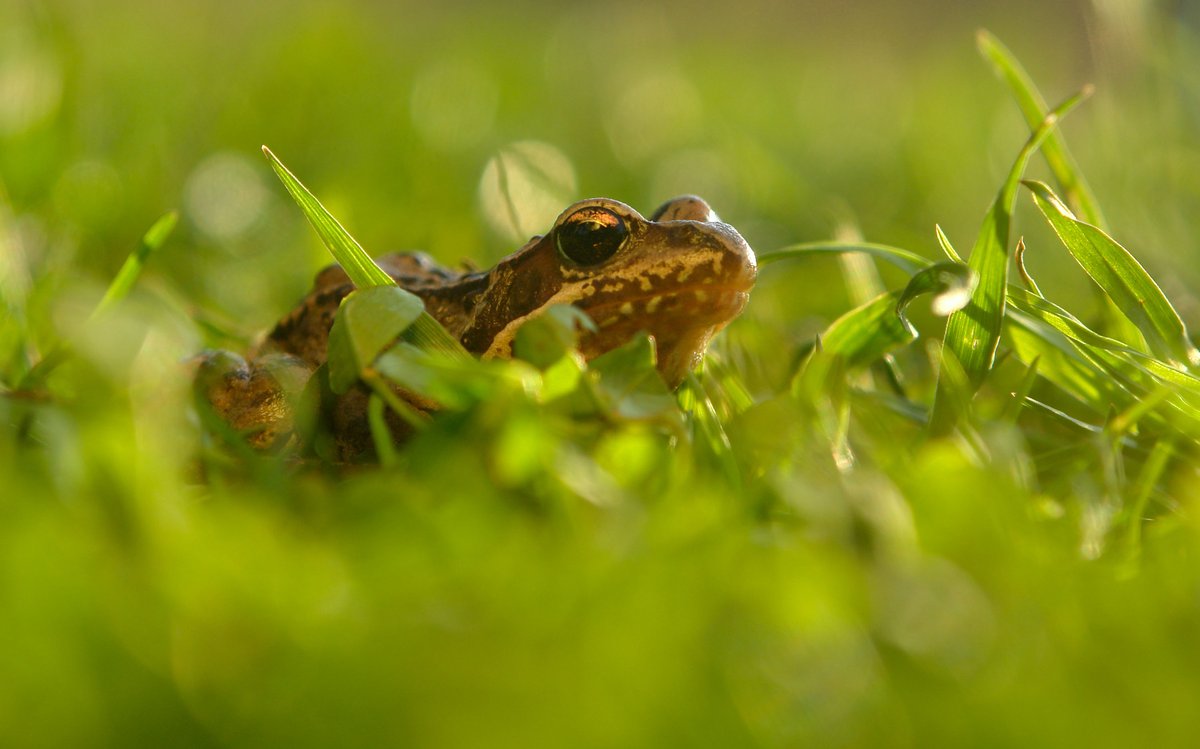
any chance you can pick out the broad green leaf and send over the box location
[375,342,532,411]
[262,145,469,360]
[327,286,424,394]
[939,89,1088,392]
[512,304,594,370]
[586,334,681,423]
[1024,180,1199,368]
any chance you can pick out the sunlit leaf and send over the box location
[586,334,681,423]
[327,286,424,394]
[512,304,594,370]
[1024,179,1199,368]
[977,30,1105,227]
[938,88,1089,393]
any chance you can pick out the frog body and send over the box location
[195,196,756,459]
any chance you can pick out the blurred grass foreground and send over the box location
[5,0,1200,747]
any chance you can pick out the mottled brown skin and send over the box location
[195,196,756,459]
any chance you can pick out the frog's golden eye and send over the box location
[556,206,628,267]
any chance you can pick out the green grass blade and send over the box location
[1024,180,1199,368]
[977,30,1105,229]
[979,31,1145,351]
[937,89,1089,393]
[759,242,930,276]
[934,225,964,263]
[896,261,976,322]
[814,289,917,369]
[263,146,394,289]
[18,210,178,391]
[93,210,178,319]
[263,145,469,360]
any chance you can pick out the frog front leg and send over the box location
[192,350,315,451]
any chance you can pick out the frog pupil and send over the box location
[556,208,627,267]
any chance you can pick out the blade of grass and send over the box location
[931,88,1089,433]
[1024,180,1199,368]
[979,30,1144,348]
[977,30,1106,228]
[758,242,930,276]
[263,146,393,288]
[934,225,964,263]
[896,261,976,321]
[262,145,469,360]
[94,211,178,318]
[18,210,178,390]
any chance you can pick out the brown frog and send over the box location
[195,195,756,459]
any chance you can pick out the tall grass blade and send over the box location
[977,30,1106,228]
[932,89,1089,432]
[1024,180,1199,368]
[262,145,469,360]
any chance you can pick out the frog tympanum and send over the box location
[195,195,756,460]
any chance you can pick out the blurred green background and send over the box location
[4,0,1197,331]
[4,0,1200,747]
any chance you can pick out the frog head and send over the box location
[458,196,756,386]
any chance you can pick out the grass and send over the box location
[3,4,1200,747]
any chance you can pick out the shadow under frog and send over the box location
[195,195,756,461]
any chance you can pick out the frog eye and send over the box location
[556,206,629,267]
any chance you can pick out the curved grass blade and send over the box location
[934,225,964,263]
[936,89,1089,397]
[262,145,468,360]
[819,289,917,368]
[896,261,976,322]
[18,210,178,390]
[977,30,1105,228]
[94,210,178,318]
[1024,180,1199,368]
[759,241,930,276]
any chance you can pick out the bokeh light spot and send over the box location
[479,140,576,243]
[184,152,269,243]
[0,28,63,136]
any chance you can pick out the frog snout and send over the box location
[705,221,757,292]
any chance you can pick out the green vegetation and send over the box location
[3,1,1200,746]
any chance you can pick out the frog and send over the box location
[194,195,756,460]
